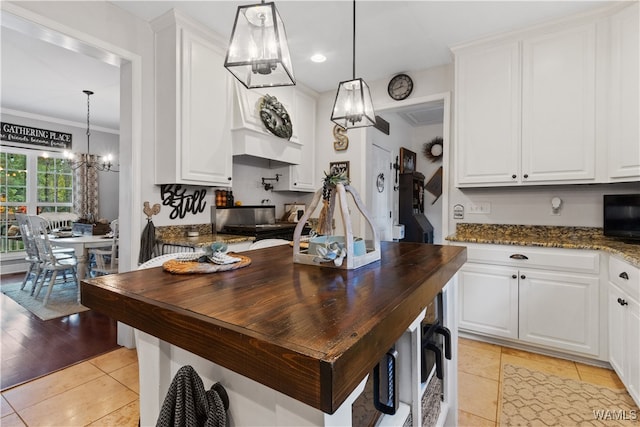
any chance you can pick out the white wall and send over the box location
[1,111,120,221]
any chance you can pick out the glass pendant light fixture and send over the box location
[330,0,376,130]
[64,90,117,172]
[224,0,295,88]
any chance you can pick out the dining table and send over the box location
[49,234,114,281]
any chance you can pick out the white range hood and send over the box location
[231,81,302,165]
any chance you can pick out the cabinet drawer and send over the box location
[462,243,600,274]
[609,256,640,301]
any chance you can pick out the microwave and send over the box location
[603,194,640,241]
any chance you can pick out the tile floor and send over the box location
[0,338,628,426]
[457,337,627,426]
[1,347,139,427]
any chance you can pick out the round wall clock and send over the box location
[387,73,413,101]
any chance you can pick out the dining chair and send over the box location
[29,215,79,306]
[15,213,44,295]
[38,211,79,231]
[88,219,119,277]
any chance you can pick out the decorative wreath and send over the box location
[259,94,293,140]
[422,136,443,162]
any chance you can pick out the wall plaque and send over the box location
[0,122,72,149]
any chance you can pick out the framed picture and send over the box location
[400,147,416,173]
[329,161,350,178]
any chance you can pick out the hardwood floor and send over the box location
[1,272,120,391]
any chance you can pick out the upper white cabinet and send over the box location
[153,10,233,187]
[521,24,596,183]
[272,89,317,192]
[455,41,521,186]
[607,3,640,182]
[454,5,637,187]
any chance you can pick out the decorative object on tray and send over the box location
[332,124,349,151]
[422,137,443,162]
[292,169,381,270]
[162,244,251,274]
[259,94,292,140]
[399,147,416,173]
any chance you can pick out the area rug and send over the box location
[500,364,639,426]
[1,281,89,321]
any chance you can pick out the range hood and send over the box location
[231,81,301,165]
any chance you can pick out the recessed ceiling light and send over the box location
[310,53,326,63]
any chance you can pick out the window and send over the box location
[0,147,73,254]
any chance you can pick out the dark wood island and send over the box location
[81,242,466,426]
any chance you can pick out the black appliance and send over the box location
[221,223,305,241]
[604,194,640,241]
[399,172,434,243]
[213,205,310,241]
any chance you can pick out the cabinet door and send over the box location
[521,24,596,183]
[289,90,316,191]
[519,269,599,356]
[608,283,626,379]
[608,3,640,181]
[458,263,518,339]
[455,41,521,186]
[181,29,233,185]
[626,297,640,406]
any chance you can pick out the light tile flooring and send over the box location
[0,339,628,426]
[1,348,139,427]
[457,337,627,426]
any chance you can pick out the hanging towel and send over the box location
[157,365,228,427]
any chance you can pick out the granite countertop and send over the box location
[446,223,640,268]
[157,233,254,248]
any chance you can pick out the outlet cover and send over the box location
[469,202,491,214]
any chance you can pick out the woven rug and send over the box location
[500,364,639,426]
[1,281,89,321]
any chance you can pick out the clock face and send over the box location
[388,74,413,100]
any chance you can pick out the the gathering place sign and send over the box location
[1,122,72,150]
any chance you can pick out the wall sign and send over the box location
[329,161,350,179]
[160,184,207,219]
[1,122,72,149]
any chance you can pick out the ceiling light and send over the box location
[330,0,376,130]
[310,54,326,63]
[224,0,295,88]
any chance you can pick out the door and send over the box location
[370,144,393,241]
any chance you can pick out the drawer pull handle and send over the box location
[510,254,529,260]
[619,272,629,280]
[617,298,628,306]
[520,274,526,280]
[512,274,517,279]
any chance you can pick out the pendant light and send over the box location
[224,0,295,88]
[330,0,376,130]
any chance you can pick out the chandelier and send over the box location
[330,0,376,129]
[224,0,295,88]
[64,90,118,172]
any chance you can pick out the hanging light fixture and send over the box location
[224,0,295,88]
[64,90,117,172]
[330,0,376,130]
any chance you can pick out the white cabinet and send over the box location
[454,41,520,186]
[455,14,605,187]
[607,3,640,182]
[457,244,602,358]
[521,24,596,183]
[153,10,233,187]
[608,256,640,406]
[272,89,317,192]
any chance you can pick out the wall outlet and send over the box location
[468,202,491,214]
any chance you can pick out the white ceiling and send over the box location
[1,1,612,131]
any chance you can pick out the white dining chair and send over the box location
[29,215,79,306]
[138,251,206,270]
[248,239,290,250]
[15,213,44,295]
[88,219,119,277]
[38,211,79,230]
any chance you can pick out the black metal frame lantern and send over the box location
[224,0,295,88]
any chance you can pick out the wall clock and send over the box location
[259,94,293,140]
[387,73,413,101]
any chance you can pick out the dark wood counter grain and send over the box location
[81,242,466,414]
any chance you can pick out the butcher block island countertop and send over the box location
[81,242,466,420]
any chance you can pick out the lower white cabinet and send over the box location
[608,256,640,406]
[457,244,601,357]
